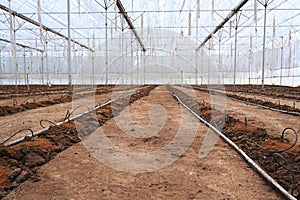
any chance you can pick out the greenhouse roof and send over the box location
[0,0,300,54]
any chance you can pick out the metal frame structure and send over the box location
[0,3,93,51]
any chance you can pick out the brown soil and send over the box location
[0,86,139,142]
[3,86,282,199]
[0,86,155,198]
[171,86,300,198]
[262,139,300,154]
[0,166,12,191]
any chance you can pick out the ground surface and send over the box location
[179,86,299,140]
[4,86,282,199]
[0,87,136,142]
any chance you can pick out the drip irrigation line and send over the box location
[1,128,34,145]
[168,86,297,200]
[40,119,58,128]
[273,153,296,194]
[3,86,148,147]
[268,128,298,154]
[195,87,300,116]
[21,96,36,104]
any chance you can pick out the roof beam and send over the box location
[196,0,249,51]
[116,0,146,52]
[0,38,44,52]
[0,3,93,51]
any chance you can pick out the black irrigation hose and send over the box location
[4,86,152,147]
[1,128,34,145]
[169,86,298,200]
[170,91,297,200]
[40,119,58,128]
[21,97,36,104]
[238,126,300,193]
[63,104,91,121]
[63,105,81,121]
[193,86,300,116]
[273,153,296,194]
[268,128,298,154]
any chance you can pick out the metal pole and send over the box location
[208,45,211,85]
[219,36,221,84]
[67,0,72,92]
[45,33,49,84]
[23,48,26,85]
[234,14,238,85]
[196,50,198,85]
[105,7,108,86]
[280,36,283,85]
[121,29,124,84]
[143,51,145,84]
[41,52,44,84]
[92,52,95,85]
[136,42,138,84]
[201,49,204,85]
[131,33,133,85]
[181,70,183,86]
[261,3,267,88]
[0,50,2,84]
[248,50,251,85]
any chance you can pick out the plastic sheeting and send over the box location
[0,0,299,85]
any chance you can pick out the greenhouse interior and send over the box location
[0,0,299,86]
[0,0,300,199]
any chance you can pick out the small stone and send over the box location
[8,168,22,180]
[15,170,29,184]
[0,190,8,198]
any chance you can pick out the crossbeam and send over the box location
[116,0,146,52]
[0,38,44,52]
[0,3,93,52]
[195,0,249,51]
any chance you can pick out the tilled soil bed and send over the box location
[169,86,300,199]
[0,86,155,198]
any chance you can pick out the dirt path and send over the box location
[4,86,281,199]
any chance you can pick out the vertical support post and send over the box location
[41,52,44,84]
[136,42,139,84]
[45,32,49,84]
[248,50,251,85]
[181,70,183,86]
[130,33,133,85]
[261,3,267,88]
[143,51,145,85]
[121,29,124,84]
[195,50,198,85]
[201,49,204,85]
[0,49,2,85]
[105,6,108,86]
[218,33,221,84]
[23,48,26,85]
[92,52,95,85]
[196,0,199,85]
[208,45,211,85]
[280,36,283,85]
[67,0,72,93]
[233,13,238,86]
[9,6,18,89]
